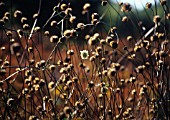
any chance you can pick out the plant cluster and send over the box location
[0,0,169,120]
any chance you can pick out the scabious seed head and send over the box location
[153,15,161,24]
[60,3,67,11]
[69,16,76,23]
[121,2,132,12]
[160,0,167,6]
[14,10,22,18]
[122,16,129,22]
[83,3,91,11]
[50,35,58,43]
[23,24,30,30]
[10,42,20,54]
[101,0,107,6]
[146,2,152,8]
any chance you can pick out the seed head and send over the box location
[121,3,132,12]
[153,15,161,24]
[14,10,22,18]
[50,35,58,43]
[146,2,152,8]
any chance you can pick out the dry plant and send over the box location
[0,0,169,120]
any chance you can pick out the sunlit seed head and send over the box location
[91,13,99,20]
[50,35,58,43]
[33,13,38,19]
[121,2,132,12]
[23,24,30,30]
[14,10,22,18]
[80,50,89,59]
[122,16,129,22]
[60,3,67,11]
[146,2,152,9]
[34,26,40,32]
[153,15,161,24]
[21,17,27,23]
[69,16,76,23]
[101,1,107,6]
[160,0,167,6]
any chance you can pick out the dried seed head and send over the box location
[110,41,118,49]
[4,12,10,18]
[100,39,106,45]
[160,0,167,6]
[83,3,91,11]
[69,16,76,23]
[10,42,20,54]
[0,69,6,76]
[50,35,58,43]
[67,49,74,55]
[64,29,72,37]
[88,81,94,88]
[60,3,67,11]
[6,30,12,37]
[4,61,10,66]
[127,36,132,41]
[17,29,23,38]
[23,24,30,30]
[166,13,170,20]
[153,15,161,23]
[63,106,72,115]
[21,17,27,23]
[39,60,46,67]
[91,18,98,25]
[88,37,97,46]
[106,36,113,43]
[101,0,108,6]
[122,16,129,22]
[146,2,152,8]
[121,3,132,12]
[0,19,5,26]
[34,26,40,32]
[33,13,38,19]
[49,65,56,71]
[91,13,99,20]
[77,23,85,30]
[3,16,9,22]
[22,88,29,94]
[90,56,96,62]
[1,46,5,51]
[7,98,14,106]
[29,59,35,65]
[14,10,22,18]
[65,8,72,15]
[108,68,116,77]
[44,30,50,36]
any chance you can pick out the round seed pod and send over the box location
[49,65,56,71]
[23,24,30,30]
[153,15,161,24]
[146,2,152,8]
[110,41,118,49]
[51,20,57,27]
[48,81,55,89]
[33,13,38,19]
[14,10,22,18]
[63,106,72,115]
[60,3,67,11]
[83,3,91,11]
[21,17,27,24]
[101,1,108,6]
[69,16,76,23]
[10,42,20,54]
[50,35,58,43]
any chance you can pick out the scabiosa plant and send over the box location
[0,0,169,120]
